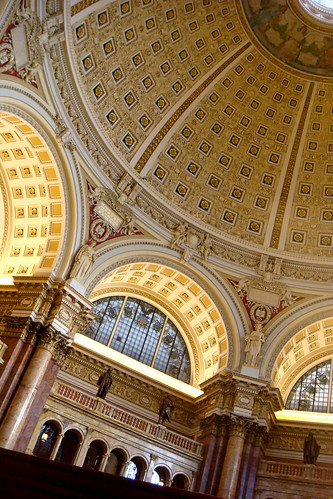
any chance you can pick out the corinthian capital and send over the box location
[229,416,253,439]
[37,327,68,354]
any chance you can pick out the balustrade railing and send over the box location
[259,460,333,482]
[53,382,203,458]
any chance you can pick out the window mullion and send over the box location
[120,300,140,353]
[328,359,333,413]
[137,311,156,362]
[151,316,168,367]
[107,297,127,347]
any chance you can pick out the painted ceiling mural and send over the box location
[243,0,333,77]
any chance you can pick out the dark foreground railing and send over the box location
[0,448,218,499]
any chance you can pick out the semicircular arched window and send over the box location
[286,360,332,413]
[83,296,191,383]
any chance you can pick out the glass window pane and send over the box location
[82,296,191,384]
[85,297,124,345]
[110,297,139,352]
[286,360,331,413]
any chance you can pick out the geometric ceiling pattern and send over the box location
[0,113,65,277]
[70,0,333,259]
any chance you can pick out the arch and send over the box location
[54,429,81,464]
[0,101,81,281]
[124,455,148,480]
[85,295,192,383]
[33,420,60,459]
[104,447,128,475]
[81,245,248,381]
[151,465,171,486]
[83,439,106,471]
[260,297,333,381]
[171,473,190,490]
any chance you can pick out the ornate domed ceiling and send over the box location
[65,0,333,263]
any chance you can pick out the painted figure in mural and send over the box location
[69,241,97,281]
[96,368,113,399]
[158,395,175,425]
[303,431,320,465]
[244,323,265,367]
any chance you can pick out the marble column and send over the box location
[196,414,219,493]
[217,416,250,499]
[245,428,266,499]
[0,328,69,450]
[236,429,255,498]
[207,417,228,495]
[0,318,37,418]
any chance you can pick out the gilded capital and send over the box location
[228,416,253,439]
[37,327,70,363]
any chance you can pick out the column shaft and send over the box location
[0,346,52,449]
[218,433,245,499]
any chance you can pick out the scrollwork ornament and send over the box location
[37,327,67,355]
[228,416,253,438]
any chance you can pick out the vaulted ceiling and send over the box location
[66,0,333,262]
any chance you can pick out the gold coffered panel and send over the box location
[0,113,65,278]
[68,0,333,258]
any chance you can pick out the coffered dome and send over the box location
[60,0,333,267]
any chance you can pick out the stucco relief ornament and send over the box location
[0,7,63,84]
[170,223,213,262]
[87,183,141,244]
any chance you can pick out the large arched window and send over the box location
[83,296,191,383]
[286,360,333,413]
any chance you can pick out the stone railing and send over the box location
[258,460,333,482]
[53,382,204,458]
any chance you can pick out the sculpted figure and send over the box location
[303,431,320,465]
[171,223,187,248]
[158,395,175,425]
[70,241,96,281]
[96,368,113,399]
[199,234,212,261]
[244,323,265,367]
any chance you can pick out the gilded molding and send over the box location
[270,82,314,249]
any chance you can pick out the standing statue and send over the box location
[244,323,265,367]
[69,241,97,281]
[96,368,113,399]
[158,395,175,425]
[303,431,320,465]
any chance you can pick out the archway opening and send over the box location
[124,456,146,480]
[83,440,104,470]
[151,466,170,486]
[55,430,80,464]
[171,473,189,490]
[104,448,126,475]
[0,112,66,279]
[33,421,59,459]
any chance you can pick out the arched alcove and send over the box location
[104,447,128,475]
[0,111,68,279]
[54,429,81,464]
[83,440,105,471]
[33,420,60,459]
[124,456,147,481]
